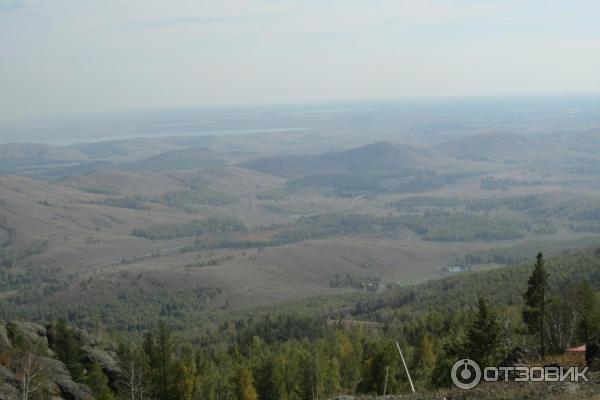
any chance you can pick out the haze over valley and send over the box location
[2,98,600,329]
[3,1,600,399]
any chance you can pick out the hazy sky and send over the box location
[1,0,600,122]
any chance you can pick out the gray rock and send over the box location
[74,329,101,348]
[38,357,94,400]
[12,322,48,348]
[82,345,122,389]
[498,346,533,379]
[75,328,121,389]
[0,382,20,400]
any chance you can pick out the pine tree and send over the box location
[50,320,85,381]
[523,252,549,358]
[143,321,174,400]
[157,321,172,400]
[465,297,503,365]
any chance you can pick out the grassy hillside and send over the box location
[241,142,463,177]
[435,133,578,163]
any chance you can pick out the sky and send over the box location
[1,0,600,123]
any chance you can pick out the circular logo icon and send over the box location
[451,359,481,390]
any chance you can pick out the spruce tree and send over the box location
[51,320,85,381]
[157,321,173,400]
[523,252,549,358]
[143,321,174,400]
[465,297,503,365]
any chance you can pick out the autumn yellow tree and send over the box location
[173,357,198,400]
[235,366,258,400]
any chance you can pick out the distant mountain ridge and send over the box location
[240,141,455,177]
[435,132,582,163]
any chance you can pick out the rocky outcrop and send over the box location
[499,346,532,368]
[38,357,94,400]
[75,329,122,389]
[11,322,49,348]
[0,365,20,400]
[0,320,119,400]
[498,346,533,379]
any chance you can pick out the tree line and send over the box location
[43,253,600,399]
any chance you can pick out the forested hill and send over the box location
[352,245,600,322]
[2,247,600,400]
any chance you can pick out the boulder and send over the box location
[498,346,533,379]
[82,345,122,389]
[75,328,121,389]
[12,322,48,348]
[0,382,20,400]
[499,346,531,368]
[38,357,94,400]
[0,365,20,400]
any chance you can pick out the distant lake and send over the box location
[1,96,599,146]
[17,128,304,146]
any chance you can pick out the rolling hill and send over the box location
[240,141,461,178]
[435,132,581,163]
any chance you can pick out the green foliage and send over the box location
[463,297,504,366]
[255,188,289,200]
[116,343,151,400]
[163,190,239,208]
[391,196,461,212]
[546,282,600,352]
[411,334,437,385]
[172,351,199,400]
[50,319,85,381]
[85,363,115,400]
[352,248,600,331]
[522,252,549,356]
[575,282,600,343]
[397,212,527,241]
[96,196,148,210]
[462,237,599,265]
[464,195,541,212]
[12,248,599,399]
[284,170,460,195]
[143,321,175,399]
[235,366,258,400]
[289,173,385,193]
[391,194,542,213]
[133,216,246,240]
[359,340,405,394]
[271,214,407,244]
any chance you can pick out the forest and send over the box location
[3,248,600,400]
